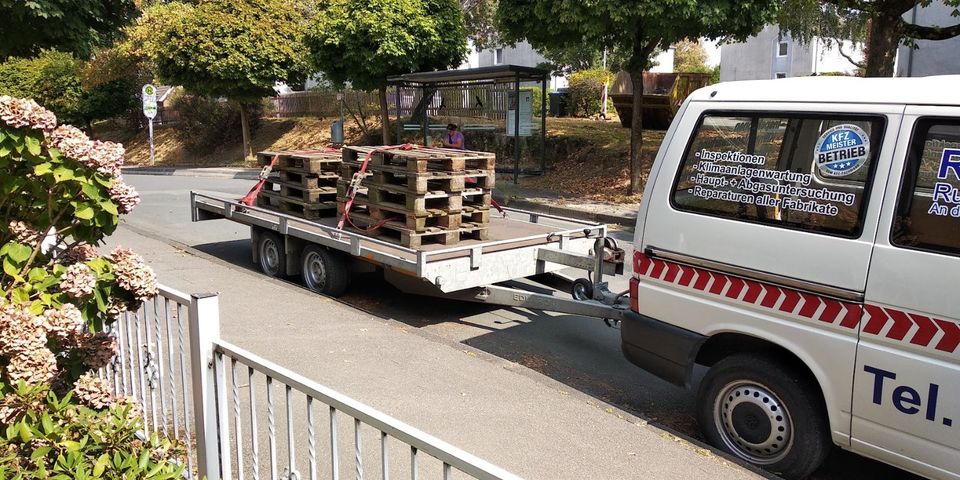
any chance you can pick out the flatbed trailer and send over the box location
[191,191,631,320]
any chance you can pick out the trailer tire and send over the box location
[256,231,286,277]
[571,278,593,301]
[696,354,830,479]
[300,245,350,297]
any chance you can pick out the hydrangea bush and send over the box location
[0,96,185,478]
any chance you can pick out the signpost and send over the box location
[142,84,158,165]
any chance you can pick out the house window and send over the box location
[775,72,787,79]
[494,48,504,64]
[777,41,789,57]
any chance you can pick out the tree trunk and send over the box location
[864,15,902,77]
[379,85,391,145]
[239,103,252,160]
[629,69,645,194]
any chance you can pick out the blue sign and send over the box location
[815,124,870,177]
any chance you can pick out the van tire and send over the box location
[300,245,350,297]
[256,231,286,277]
[696,354,830,479]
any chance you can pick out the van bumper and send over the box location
[620,310,706,388]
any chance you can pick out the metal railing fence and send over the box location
[103,284,520,480]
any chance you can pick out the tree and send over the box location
[674,39,710,72]
[0,0,137,60]
[778,0,960,77]
[140,0,309,159]
[461,0,500,50]
[535,44,631,77]
[0,50,137,128]
[497,1,777,194]
[306,0,467,145]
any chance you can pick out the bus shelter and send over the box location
[387,65,549,182]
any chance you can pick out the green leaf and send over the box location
[74,204,94,220]
[27,267,47,283]
[18,421,33,442]
[61,440,81,453]
[34,162,53,176]
[100,200,118,215]
[52,166,75,182]
[6,242,32,263]
[3,257,19,276]
[93,454,109,477]
[41,412,54,435]
[31,446,51,461]
[81,182,103,201]
[24,134,42,156]
[11,287,30,304]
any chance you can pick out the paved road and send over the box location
[120,174,920,480]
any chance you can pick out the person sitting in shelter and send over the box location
[440,123,465,149]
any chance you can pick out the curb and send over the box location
[122,166,260,180]
[494,194,637,227]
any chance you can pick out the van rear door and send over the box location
[853,107,960,480]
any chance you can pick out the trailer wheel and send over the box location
[696,354,830,479]
[257,231,286,277]
[300,245,350,297]
[571,278,593,301]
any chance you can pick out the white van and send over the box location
[624,76,959,479]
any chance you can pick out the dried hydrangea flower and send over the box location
[7,220,41,245]
[110,247,158,300]
[108,180,140,214]
[48,124,93,165]
[60,243,98,265]
[0,96,54,130]
[0,304,47,356]
[5,347,57,385]
[114,396,144,421]
[105,297,130,318]
[90,140,125,177]
[41,303,85,342]
[60,263,96,298]
[79,332,117,370]
[73,373,115,409]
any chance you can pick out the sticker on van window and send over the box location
[814,124,870,177]
[928,148,960,218]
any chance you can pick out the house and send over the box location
[720,25,862,81]
[466,40,677,89]
[897,2,960,76]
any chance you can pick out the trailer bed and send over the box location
[191,191,606,292]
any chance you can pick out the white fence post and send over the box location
[189,293,222,480]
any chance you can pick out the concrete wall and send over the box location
[897,2,960,76]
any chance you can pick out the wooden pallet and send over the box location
[366,184,463,217]
[340,161,494,193]
[258,191,336,219]
[257,150,342,174]
[342,146,495,173]
[279,184,337,203]
[280,169,339,189]
[340,210,488,249]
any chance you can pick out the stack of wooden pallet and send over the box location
[256,150,342,218]
[337,146,496,248]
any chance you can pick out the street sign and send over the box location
[142,84,158,165]
[142,84,158,120]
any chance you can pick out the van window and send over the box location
[671,112,885,237]
[891,118,960,257]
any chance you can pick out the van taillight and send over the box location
[629,277,639,312]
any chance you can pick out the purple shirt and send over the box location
[445,131,465,149]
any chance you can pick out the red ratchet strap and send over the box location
[239,154,279,207]
[337,144,417,233]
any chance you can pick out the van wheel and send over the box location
[257,231,285,277]
[696,354,830,479]
[301,245,350,297]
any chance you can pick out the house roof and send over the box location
[387,65,549,86]
[688,75,960,106]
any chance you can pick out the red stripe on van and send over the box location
[631,251,959,354]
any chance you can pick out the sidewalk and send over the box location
[122,165,639,227]
[106,225,761,480]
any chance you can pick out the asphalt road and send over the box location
[121,174,920,480]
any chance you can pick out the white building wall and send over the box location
[720,25,861,81]
[897,2,960,76]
